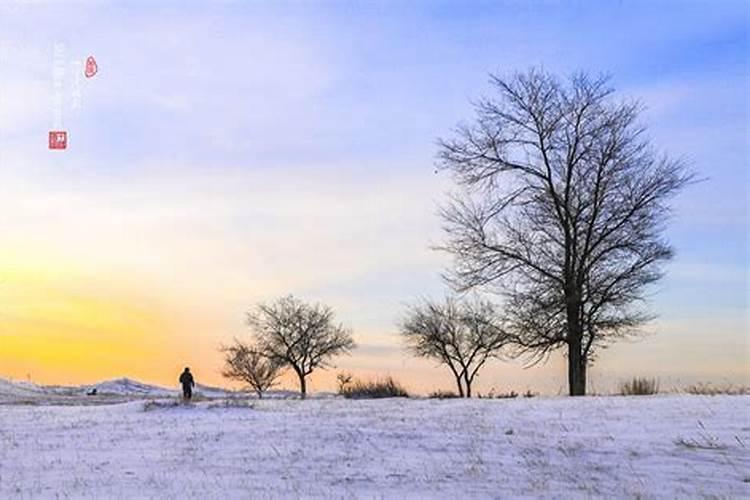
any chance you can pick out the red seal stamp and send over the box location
[84,56,98,78]
[48,131,67,150]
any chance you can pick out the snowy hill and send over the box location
[0,378,46,401]
[90,378,175,397]
[0,376,343,404]
[85,379,244,398]
[0,376,235,403]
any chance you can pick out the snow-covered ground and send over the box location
[0,388,747,499]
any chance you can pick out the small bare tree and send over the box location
[437,69,693,395]
[400,297,510,397]
[248,295,355,399]
[221,341,283,399]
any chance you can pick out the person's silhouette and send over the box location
[179,367,195,400]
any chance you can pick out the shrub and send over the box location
[339,376,409,399]
[619,377,659,396]
[428,390,460,399]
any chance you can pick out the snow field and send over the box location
[0,395,747,498]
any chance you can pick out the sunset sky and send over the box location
[0,1,747,394]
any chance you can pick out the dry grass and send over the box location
[674,420,729,450]
[674,436,728,450]
[207,399,255,410]
[684,383,749,396]
[428,390,460,399]
[482,389,518,399]
[619,377,659,396]
[142,400,181,411]
[476,388,536,399]
[339,376,409,399]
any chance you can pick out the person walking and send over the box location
[179,367,195,401]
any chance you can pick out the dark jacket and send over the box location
[179,371,195,387]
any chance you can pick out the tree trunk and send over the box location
[297,373,307,400]
[454,375,465,398]
[463,372,472,398]
[449,365,464,397]
[567,339,587,396]
[566,291,587,396]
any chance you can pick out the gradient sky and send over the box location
[0,0,747,394]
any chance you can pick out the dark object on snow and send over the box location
[87,388,97,396]
[179,367,195,400]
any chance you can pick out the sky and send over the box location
[0,0,747,395]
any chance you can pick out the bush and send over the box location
[428,390,460,399]
[619,377,659,396]
[338,376,409,399]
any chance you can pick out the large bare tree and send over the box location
[221,341,283,399]
[400,297,510,397]
[437,69,692,395]
[248,295,355,399]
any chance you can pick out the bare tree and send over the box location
[221,341,283,399]
[400,297,510,397]
[248,295,355,399]
[437,69,693,396]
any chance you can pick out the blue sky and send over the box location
[0,1,747,392]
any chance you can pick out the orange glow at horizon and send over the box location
[0,255,466,392]
[1,249,747,395]
[0,252,204,387]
